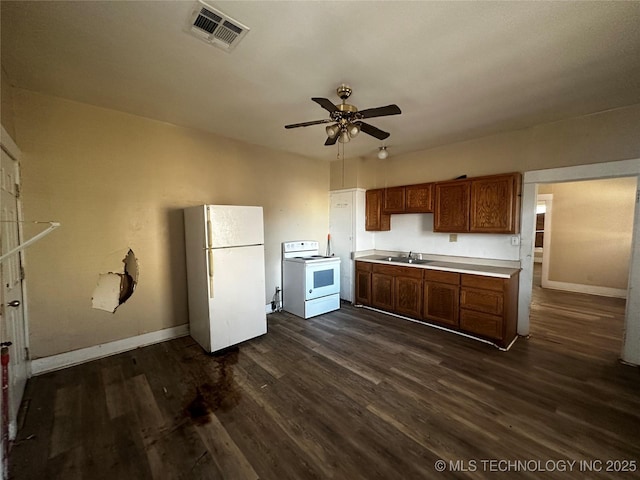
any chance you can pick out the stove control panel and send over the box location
[282,241,319,254]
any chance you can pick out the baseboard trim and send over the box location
[542,280,627,299]
[31,324,190,376]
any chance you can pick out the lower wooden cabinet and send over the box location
[394,273,422,319]
[371,263,422,316]
[372,271,394,311]
[355,261,519,348]
[355,262,372,305]
[424,270,459,327]
[459,273,519,347]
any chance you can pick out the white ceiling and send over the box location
[2,1,639,162]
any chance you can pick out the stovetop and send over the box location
[285,254,340,264]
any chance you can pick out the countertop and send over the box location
[356,255,521,278]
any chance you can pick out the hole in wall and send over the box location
[91,249,139,313]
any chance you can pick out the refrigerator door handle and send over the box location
[206,208,215,297]
[208,249,214,298]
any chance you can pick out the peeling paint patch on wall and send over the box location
[91,249,139,313]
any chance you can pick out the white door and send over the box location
[329,191,354,301]
[0,147,28,440]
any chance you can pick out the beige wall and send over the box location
[331,103,640,190]
[10,89,329,358]
[540,178,637,290]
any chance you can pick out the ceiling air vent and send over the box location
[186,1,249,52]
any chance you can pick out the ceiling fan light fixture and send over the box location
[284,85,402,148]
[377,146,389,160]
[326,124,339,138]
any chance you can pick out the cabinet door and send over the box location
[470,173,521,233]
[382,186,406,214]
[355,268,372,305]
[434,181,471,232]
[372,273,394,311]
[365,189,391,231]
[394,276,422,318]
[405,183,434,213]
[424,282,459,327]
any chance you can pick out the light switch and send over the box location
[511,235,520,246]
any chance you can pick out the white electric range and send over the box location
[282,241,341,319]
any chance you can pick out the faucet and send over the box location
[408,251,413,259]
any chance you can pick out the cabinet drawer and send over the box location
[355,261,372,272]
[373,263,422,279]
[461,274,504,292]
[460,287,504,316]
[424,270,459,285]
[460,309,503,340]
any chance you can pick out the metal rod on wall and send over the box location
[0,221,60,264]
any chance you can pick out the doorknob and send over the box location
[7,300,20,307]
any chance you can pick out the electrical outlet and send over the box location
[449,234,457,242]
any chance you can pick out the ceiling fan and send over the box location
[284,84,402,146]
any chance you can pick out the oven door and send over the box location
[304,261,340,300]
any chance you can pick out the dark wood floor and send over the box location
[10,272,640,479]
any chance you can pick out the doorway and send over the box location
[518,159,640,365]
[529,178,635,359]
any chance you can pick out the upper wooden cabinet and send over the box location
[434,173,521,234]
[365,189,391,231]
[382,186,406,214]
[381,183,434,214]
[470,173,521,234]
[367,172,520,233]
[405,183,433,213]
[433,180,471,232]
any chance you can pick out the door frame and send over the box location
[518,158,640,365]
[536,194,553,289]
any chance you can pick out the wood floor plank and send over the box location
[10,269,640,479]
[193,413,258,480]
[48,384,83,459]
[102,364,131,419]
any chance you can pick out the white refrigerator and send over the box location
[183,205,267,353]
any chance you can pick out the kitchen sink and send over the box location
[383,256,432,265]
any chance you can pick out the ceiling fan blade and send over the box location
[324,135,338,146]
[285,119,334,129]
[357,122,390,140]
[357,104,402,119]
[312,97,339,113]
